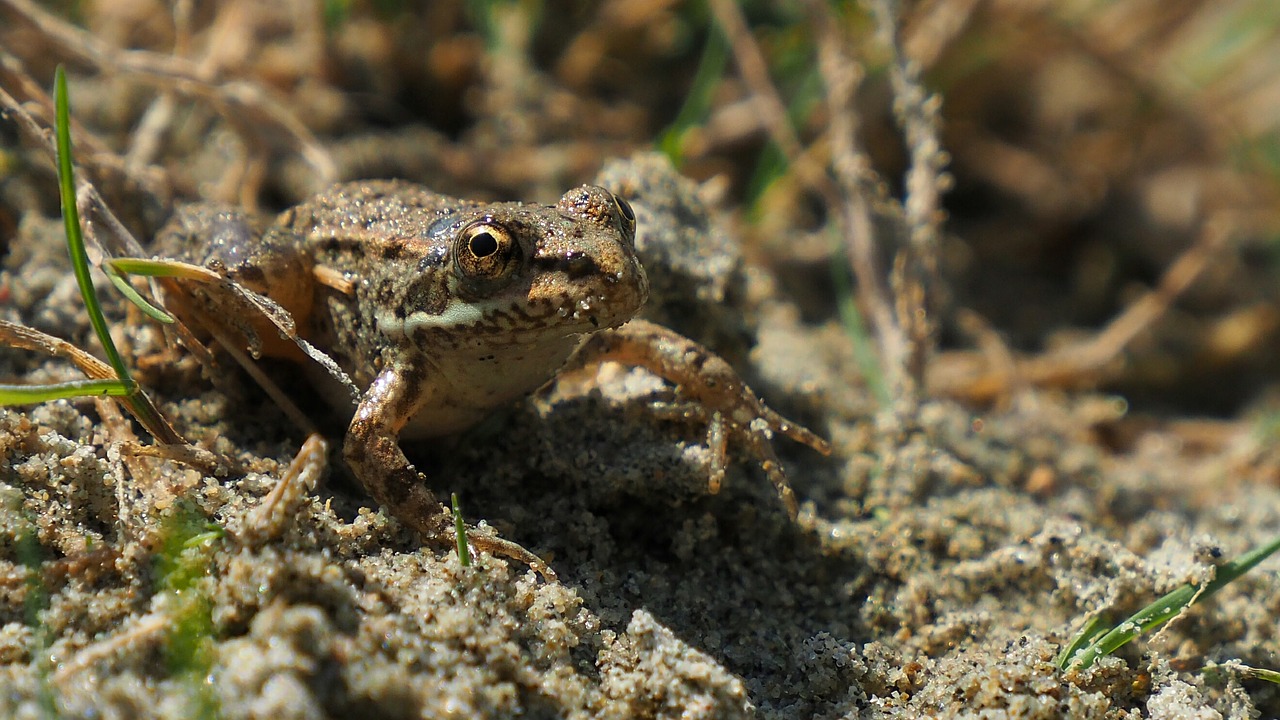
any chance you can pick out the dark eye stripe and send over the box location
[532,252,599,279]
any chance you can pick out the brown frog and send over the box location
[156,180,829,574]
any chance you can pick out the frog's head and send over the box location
[400,185,648,348]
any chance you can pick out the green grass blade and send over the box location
[1061,533,1280,671]
[1238,665,1280,684]
[1208,662,1280,685]
[658,23,729,166]
[54,67,132,387]
[452,492,471,568]
[54,66,182,444]
[0,380,133,404]
[105,265,175,323]
[109,257,203,278]
[1054,613,1111,670]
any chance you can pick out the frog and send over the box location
[154,180,830,575]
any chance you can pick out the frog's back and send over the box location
[279,180,480,248]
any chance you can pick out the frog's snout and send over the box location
[534,243,647,334]
[595,243,649,321]
[624,254,650,308]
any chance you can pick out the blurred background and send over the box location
[3,0,1280,419]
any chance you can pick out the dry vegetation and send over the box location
[3,0,1280,718]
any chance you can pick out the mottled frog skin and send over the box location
[156,180,827,575]
[276,181,649,437]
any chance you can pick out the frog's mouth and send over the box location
[504,283,646,341]
[541,264,649,332]
[390,283,643,346]
[493,248,649,336]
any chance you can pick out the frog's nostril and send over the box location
[563,251,596,279]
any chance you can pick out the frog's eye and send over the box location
[612,195,636,238]
[454,221,521,287]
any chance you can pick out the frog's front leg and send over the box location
[346,365,555,578]
[566,319,831,519]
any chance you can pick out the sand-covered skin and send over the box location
[0,153,1277,719]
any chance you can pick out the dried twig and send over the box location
[708,0,844,211]
[902,0,984,68]
[50,613,169,684]
[706,0,803,161]
[929,218,1232,403]
[0,320,117,382]
[710,0,921,408]
[0,51,169,202]
[713,0,951,410]
[803,0,917,407]
[872,0,947,397]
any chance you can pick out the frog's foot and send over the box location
[459,528,558,581]
[347,365,556,580]
[396,503,556,581]
[567,319,831,519]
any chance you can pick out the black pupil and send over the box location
[470,231,499,257]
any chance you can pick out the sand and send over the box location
[1,150,1277,719]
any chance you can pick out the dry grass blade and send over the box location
[710,0,929,410]
[804,0,915,405]
[113,256,363,407]
[0,73,157,264]
[0,0,336,200]
[0,319,131,403]
[112,256,360,420]
[0,320,118,382]
[706,0,804,161]
[0,50,168,201]
[871,0,947,390]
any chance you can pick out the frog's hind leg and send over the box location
[153,205,316,362]
[563,319,830,519]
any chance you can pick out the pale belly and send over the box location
[399,334,584,440]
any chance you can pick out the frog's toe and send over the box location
[705,410,728,495]
[461,528,558,582]
[742,417,800,520]
[763,406,832,457]
[238,433,329,546]
[726,402,828,519]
